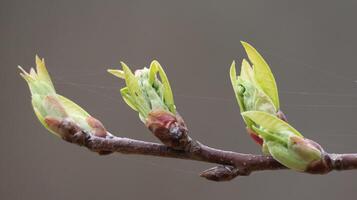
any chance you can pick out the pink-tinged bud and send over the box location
[289,136,322,160]
[288,136,331,173]
[45,117,112,155]
[145,109,189,149]
[246,127,263,146]
[289,137,332,174]
[305,154,332,174]
[44,117,81,141]
[86,116,107,138]
[44,116,64,134]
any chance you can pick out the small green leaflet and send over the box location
[35,55,55,93]
[266,141,308,171]
[58,95,90,117]
[239,59,255,83]
[121,62,150,117]
[241,41,280,109]
[33,105,59,136]
[229,60,244,111]
[242,111,303,137]
[238,78,276,114]
[149,60,175,114]
[120,87,138,111]
[107,69,125,79]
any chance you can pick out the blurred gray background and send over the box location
[2,0,357,199]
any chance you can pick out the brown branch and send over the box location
[55,119,357,182]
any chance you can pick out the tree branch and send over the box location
[55,119,357,182]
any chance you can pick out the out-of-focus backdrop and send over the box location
[1,0,357,199]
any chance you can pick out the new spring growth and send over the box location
[230,42,325,171]
[230,41,283,145]
[242,111,325,172]
[18,56,108,140]
[108,61,189,149]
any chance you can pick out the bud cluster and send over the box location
[231,42,325,171]
[108,60,190,149]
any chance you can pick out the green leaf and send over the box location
[57,95,90,117]
[107,69,125,79]
[121,62,141,98]
[229,60,238,90]
[35,55,55,92]
[230,61,253,126]
[242,111,303,137]
[121,62,150,116]
[56,95,94,133]
[241,41,280,109]
[149,60,175,113]
[33,106,59,136]
[229,61,243,109]
[239,59,255,83]
[288,137,322,162]
[232,61,274,128]
[251,125,286,145]
[18,58,56,97]
[120,87,138,111]
[266,141,308,171]
[238,79,276,114]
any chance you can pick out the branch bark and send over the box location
[56,119,357,181]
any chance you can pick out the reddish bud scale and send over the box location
[305,154,332,174]
[44,117,82,141]
[44,96,68,117]
[245,110,287,146]
[86,116,107,138]
[45,117,112,155]
[246,127,264,146]
[301,139,331,174]
[86,117,111,154]
[146,109,189,149]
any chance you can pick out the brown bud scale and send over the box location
[146,109,189,149]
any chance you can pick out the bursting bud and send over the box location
[19,56,108,139]
[230,42,286,145]
[108,60,189,149]
[242,111,324,172]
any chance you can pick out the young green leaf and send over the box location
[229,60,238,90]
[251,125,286,145]
[266,141,309,171]
[33,105,58,136]
[239,59,255,83]
[149,60,175,114]
[241,41,280,109]
[230,61,254,127]
[35,55,55,91]
[238,78,276,114]
[120,87,138,111]
[121,62,150,117]
[242,111,303,137]
[229,61,243,109]
[58,95,90,117]
[107,69,125,79]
